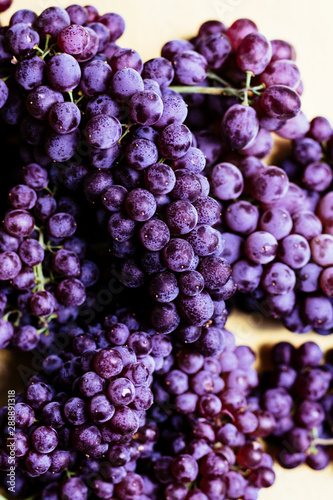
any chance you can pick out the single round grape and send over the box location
[26,85,64,121]
[35,7,71,40]
[163,238,194,272]
[119,258,145,287]
[225,200,259,235]
[87,21,110,51]
[251,166,289,203]
[31,426,58,454]
[49,102,81,134]
[193,197,222,226]
[226,18,258,50]
[303,295,333,329]
[221,104,259,150]
[261,85,301,119]
[142,57,174,88]
[262,262,296,294]
[309,116,332,143]
[244,231,278,264]
[154,93,188,128]
[57,278,86,306]
[178,291,214,326]
[292,211,322,240]
[320,266,333,297]
[260,59,300,89]
[237,32,272,75]
[144,163,176,195]
[66,4,88,24]
[150,302,180,333]
[83,171,113,203]
[6,23,39,55]
[259,208,293,240]
[47,53,81,92]
[98,12,125,41]
[4,210,35,238]
[165,200,198,235]
[139,219,170,251]
[198,33,232,69]
[30,290,55,316]
[102,185,127,212]
[61,478,88,499]
[187,225,223,257]
[125,138,158,170]
[173,146,206,174]
[198,256,231,289]
[149,271,179,303]
[110,47,143,73]
[210,162,244,200]
[47,213,76,238]
[74,27,99,62]
[278,234,311,268]
[232,259,263,293]
[125,188,156,221]
[85,94,122,121]
[161,38,194,60]
[303,161,332,192]
[80,59,112,96]
[15,56,46,92]
[129,90,163,126]
[111,67,144,104]
[171,169,202,203]
[85,114,122,149]
[57,24,90,54]
[173,50,207,85]
[8,184,37,210]
[158,123,192,160]
[45,128,80,162]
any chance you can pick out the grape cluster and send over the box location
[158,19,333,334]
[141,325,276,499]
[0,5,241,346]
[258,341,333,470]
[0,306,174,499]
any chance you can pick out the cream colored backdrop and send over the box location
[1,0,333,498]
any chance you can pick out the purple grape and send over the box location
[227,18,258,50]
[35,7,71,40]
[237,32,272,75]
[125,188,156,221]
[142,57,174,88]
[244,231,278,264]
[85,114,122,149]
[66,5,88,25]
[278,234,311,269]
[261,59,300,89]
[222,104,259,150]
[48,102,81,134]
[161,39,195,60]
[210,162,244,200]
[129,90,163,126]
[98,12,125,41]
[110,47,143,73]
[125,137,158,170]
[47,53,81,92]
[27,85,64,120]
[139,219,170,250]
[74,27,99,62]
[6,23,39,55]
[57,24,90,55]
[144,163,176,195]
[80,59,112,96]
[173,50,207,85]
[303,161,332,192]
[261,85,301,119]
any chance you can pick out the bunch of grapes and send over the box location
[156,20,333,334]
[0,305,179,499]
[257,341,333,470]
[139,325,276,500]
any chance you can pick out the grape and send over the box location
[80,59,112,96]
[225,200,259,234]
[161,39,195,60]
[98,13,125,41]
[125,137,158,170]
[57,278,86,306]
[261,59,300,89]
[74,27,99,62]
[61,477,88,500]
[303,161,332,192]
[144,163,176,195]
[262,262,296,294]
[85,94,122,120]
[47,213,76,238]
[308,116,332,143]
[187,225,222,256]
[35,7,71,40]
[261,85,301,119]
[320,267,333,297]
[102,185,127,212]
[232,259,263,293]
[142,57,174,88]
[30,290,55,316]
[149,272,179,303]
[66,5,88,25]
[303,296,333,329]
[245,231,278,264]
[125,188,156,221]
[6,23,40,55]
[163,238,194,272]
[49,102,81,134]
[57,24,89,55]
[139,219,170,250]
[227,18,258,50]
[85,114,122,149]
[237,33,272,75]
[221,104,259,150]
[27,85,64,120]
[47,53,81,92]
[129,90,163,126]
[210,162,244,200]
[173,50,207,85]
[278,234,311,268]
[110,47,143,73]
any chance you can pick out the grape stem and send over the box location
[33,228,50,292]
[3,309,22,326]
[313,438,333,447]
[68,91,74,103]
[242,71,253,106]
[118,126,131,143]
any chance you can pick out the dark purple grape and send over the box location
[47,53,81,92]
[57,24,90,55]
[173,50,207,85]
[35,7,71,40]
[139,219,170,250]
[210,162,244,200]
[110,47,143,73]
[85,114,122,149]
[98,12,125,41]
[125,138,158,170]
[227,19,258,50]
[222,104,259,150]
[15,56,46,91]
[261,85,301,119]
[125,188,156,221]
[142,57,174,88]
[6,23,39,55]
[237,32,272,75]
[80,59,112,96]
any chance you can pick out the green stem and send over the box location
[3,310,22,325]
[75,94,85,105]
[169,85,242,97]
[313,438,333,447]
[68,91,74,103]
[34,45,44,55]
[158,157,166,164]
[242,70,253,106]
[118,127,131,143]
[206,71,231,87]
[44,35,51,53]
[1,75,10,82]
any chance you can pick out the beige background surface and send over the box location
[1,0,333,498]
